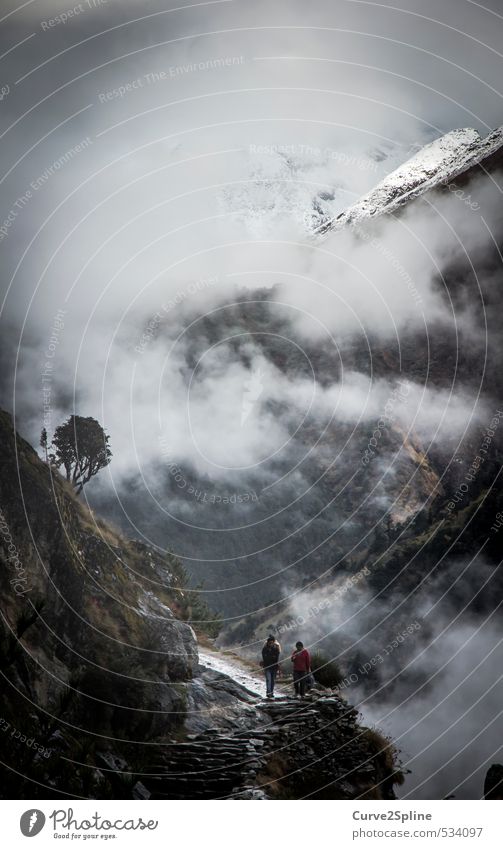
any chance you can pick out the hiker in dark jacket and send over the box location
[291,641,311,699]
[261,635,281,699]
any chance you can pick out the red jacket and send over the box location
[291,648,310,672]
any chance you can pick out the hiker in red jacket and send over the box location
[291,641,311,699]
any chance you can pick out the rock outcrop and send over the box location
[0,410,198,737]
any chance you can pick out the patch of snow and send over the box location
[199,650,269,697]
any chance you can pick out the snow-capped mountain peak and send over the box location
[313,125,503,234]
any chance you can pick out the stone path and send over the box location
[139,651,397,800]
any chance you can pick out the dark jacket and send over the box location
[262,642,280,670]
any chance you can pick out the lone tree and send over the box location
[40,427,48,463]
[50,415,112,494]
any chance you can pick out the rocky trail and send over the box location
[140,649,399,800]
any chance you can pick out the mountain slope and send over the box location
[0,410,402,799]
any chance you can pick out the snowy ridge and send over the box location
[317,126,503,233]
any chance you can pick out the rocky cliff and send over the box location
[0,410,401,799]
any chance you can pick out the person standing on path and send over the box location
[291,641,311,699]
[261,635,281,699]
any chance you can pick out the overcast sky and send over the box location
[2,0,502,414]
